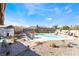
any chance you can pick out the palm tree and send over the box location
[0,3,6,25]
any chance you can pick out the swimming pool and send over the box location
[30,33,75,42]
[34,33,64,39]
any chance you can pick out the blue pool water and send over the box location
[34,33,65,39]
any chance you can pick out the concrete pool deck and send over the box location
[0,37,78,56]
[17,38,79,56]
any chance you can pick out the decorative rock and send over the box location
[9,42,28,56]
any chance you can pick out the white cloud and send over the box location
[66,9,72,14]
[46,18,53,21]
[65,6,72,14]
[65,6,69,10]
[53,7,61,14]
[24,4,43,16]
[25,4,36,15]
[24,4,52,16]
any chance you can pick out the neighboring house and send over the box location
[18,32,26,39]
[0,25,14,38]
[23,28,33,33]
[23,26,55,33]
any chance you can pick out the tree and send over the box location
[0,3,6,25]
[32,29,36,33]
[62,25,70,30]
[74,25,79,30]
[52,25,59,30]
[35,29,39,33]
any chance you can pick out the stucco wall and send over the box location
[0,28,14,37]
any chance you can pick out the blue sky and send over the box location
[4,3,79,27]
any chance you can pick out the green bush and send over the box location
[62,25,70,30]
